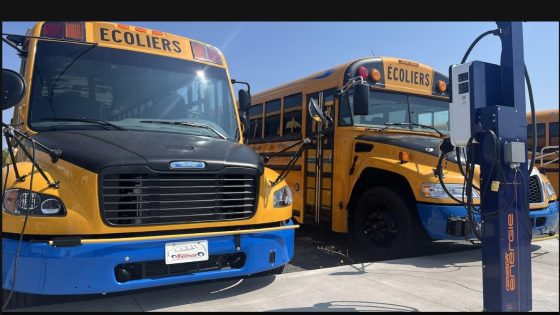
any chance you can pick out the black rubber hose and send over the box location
[461,29,500,64]
[2,140,35,311]
[525,65,537,173]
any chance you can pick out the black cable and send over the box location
[461,29,501,64]
[517,169,533,238]
[2,157,10,197]
[436,152,468,205]
[455,27,537,241]
[525,65,537,173]
[460,28,537,172]
[2,140,36,311]
[479,130,499,205]
[456,147,467,178]
[472,130,516,220]
[465,135,482,240]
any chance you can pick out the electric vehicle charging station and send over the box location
[449,22,532,312]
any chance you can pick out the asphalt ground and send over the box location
[3,224,493,311]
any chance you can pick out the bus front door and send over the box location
[304,89,335,228]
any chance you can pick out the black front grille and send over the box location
[115,253,246,282]
[528,175,543,204]
[101,167,258,226]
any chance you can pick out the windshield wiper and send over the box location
[377,122,444,136]
[376,122,410,133]
[139,120,227,140]
[39,118,126,130]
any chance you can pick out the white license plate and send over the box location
[165,240,209,265]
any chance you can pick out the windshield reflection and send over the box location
[28,41,239,140]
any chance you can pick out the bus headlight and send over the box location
[421,183,479,200]
[544,181,556,198]
[2,189,66,216]
[273,185,293,208]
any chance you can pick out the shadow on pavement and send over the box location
[288,225,480,273]
[270,300,418,312]
[6,274,277,312]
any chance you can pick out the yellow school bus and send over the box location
[1,21,296,302]
[247,57,559,259]
[527,109,559,196]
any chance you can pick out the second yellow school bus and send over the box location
[247,57,559,259]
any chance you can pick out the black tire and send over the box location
[352,186,418,260]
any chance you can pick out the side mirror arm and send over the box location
[270,138,312,187]
[231,79,251,94]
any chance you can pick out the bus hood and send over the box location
[32,130,264,174]
[355,133,459,161]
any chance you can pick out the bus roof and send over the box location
[28,22,228,68]
[252,56,449,103]
[253,59,355,99]
[526,109,559,119]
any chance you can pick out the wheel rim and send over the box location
[362,204,398,248]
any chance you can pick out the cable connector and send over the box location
[439,137,455,154]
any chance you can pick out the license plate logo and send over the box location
[165,240,209,265]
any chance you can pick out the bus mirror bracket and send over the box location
[269,137,312,187]
[337,76,370,116]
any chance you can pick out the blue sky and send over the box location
[2,21,558,132]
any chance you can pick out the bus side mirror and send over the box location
[238,89,251,114]
[2,69,26,110]
[308,98,327,125]
[352,82,370,116]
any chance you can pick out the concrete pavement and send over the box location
[13,237,559,312]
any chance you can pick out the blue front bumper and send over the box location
[530,201,559,236]
[418,201,559,240]
[2,220,295,295]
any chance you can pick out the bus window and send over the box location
[353,91,408,126]
[527,123,546,151]
[283,93,302,137]
[248,103,263,141]
[550,122,559,146]
[338,93,353,126]
[409,95,450,132]
[264,99,281,138]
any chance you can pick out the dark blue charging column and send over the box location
[473,22,532,312]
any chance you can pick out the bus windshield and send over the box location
[343,90,450,134]
[28,41,239,140]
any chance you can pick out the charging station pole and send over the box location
[478,22,532,312]
[450,22,532,312]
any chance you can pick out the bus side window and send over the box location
[550,122,559,146]
[283,93,302,138]
[264,99,281,139]
[248,103,263,143]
